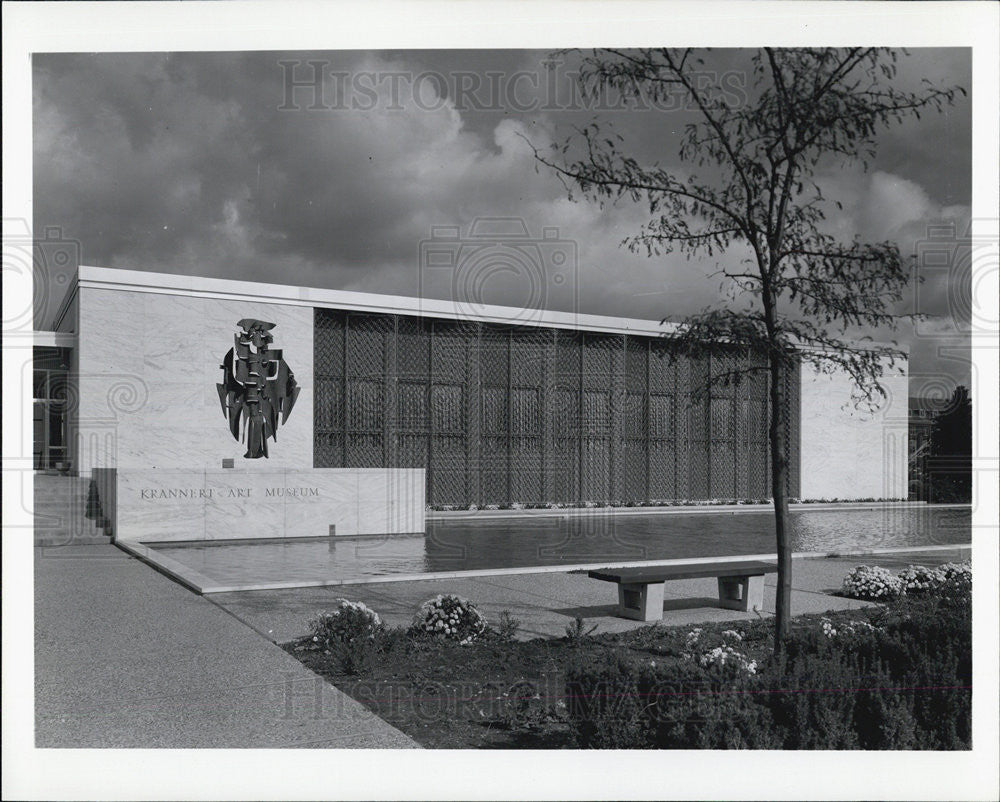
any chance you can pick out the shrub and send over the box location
[566,594,970,749]
[325,626,416,676]
[697,645,758,675]
[496,679,567,732]
[841,565,903,600]
[333,637,380,676]
[305,600,387,676]
[308,599,384,647]
[938,560,971,580]
[566,652,776,749]
[937,561,972,597]
[775,591,971,749]
[896,561,971,598]
[768,642,925,749]
[681,627,759,675]
[898,564,946,595]
[412,594,488,644]
[819,616,877,642]
[497,609,521,641]
[843,561,971,601]
[564,615,598,644]
[565,653,650,747]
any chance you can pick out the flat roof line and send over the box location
[71,264,910,352]
[30,331,77,348]
[76,264,681,338]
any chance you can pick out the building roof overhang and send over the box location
[65,265,908,358]
[74,264,682,338]
[27,331,77,349]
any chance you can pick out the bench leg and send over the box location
[617,582,665,622]
[717,575,765,612]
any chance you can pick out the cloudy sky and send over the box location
[33,48,972,393]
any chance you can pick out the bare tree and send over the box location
[531,48,963,648]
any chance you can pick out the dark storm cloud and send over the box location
[34,53,258,264]
[33,48,972,386]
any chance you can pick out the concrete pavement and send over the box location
[34,543,417,748]
[212,546,971,643]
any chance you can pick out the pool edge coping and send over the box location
[426,502,971,521]
[115,539,972,596]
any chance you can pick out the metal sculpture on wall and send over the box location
[217,318,300,459]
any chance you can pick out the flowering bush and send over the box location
[308,599,383,647]
[698,644,758,675]
[412,594,489,645]
[938,560,970,578]
[820,616,877,639]
[682,627,756,674]
[938,561,972,592]
[684,627,703,651]
[843,561,971,601]
[898,564,946,595]
[841,565,903,600]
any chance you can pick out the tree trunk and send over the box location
[769,351,792,651]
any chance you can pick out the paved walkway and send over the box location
[34,544,416,748]
[212,547,971,643]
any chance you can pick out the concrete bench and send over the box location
[587,560,778,621]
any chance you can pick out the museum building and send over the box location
[34,265,908,543]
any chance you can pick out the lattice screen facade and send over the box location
[314,309,800,506]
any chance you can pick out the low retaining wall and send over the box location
[93,467,425,542]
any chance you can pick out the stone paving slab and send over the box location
[34,544,417,748]
[212,547,969,644]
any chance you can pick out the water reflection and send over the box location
[153,506,971,586]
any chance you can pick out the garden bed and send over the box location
[281,574,971,749]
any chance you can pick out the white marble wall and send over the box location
[67,298,81,472]
[798,360,908,500]
[55,293,77,333]
[75,287,313,472]
[112,468,425,542]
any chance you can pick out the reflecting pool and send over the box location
[151,505,971,587]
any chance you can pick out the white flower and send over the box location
[697,644,756,674]
[842,565,902,600]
